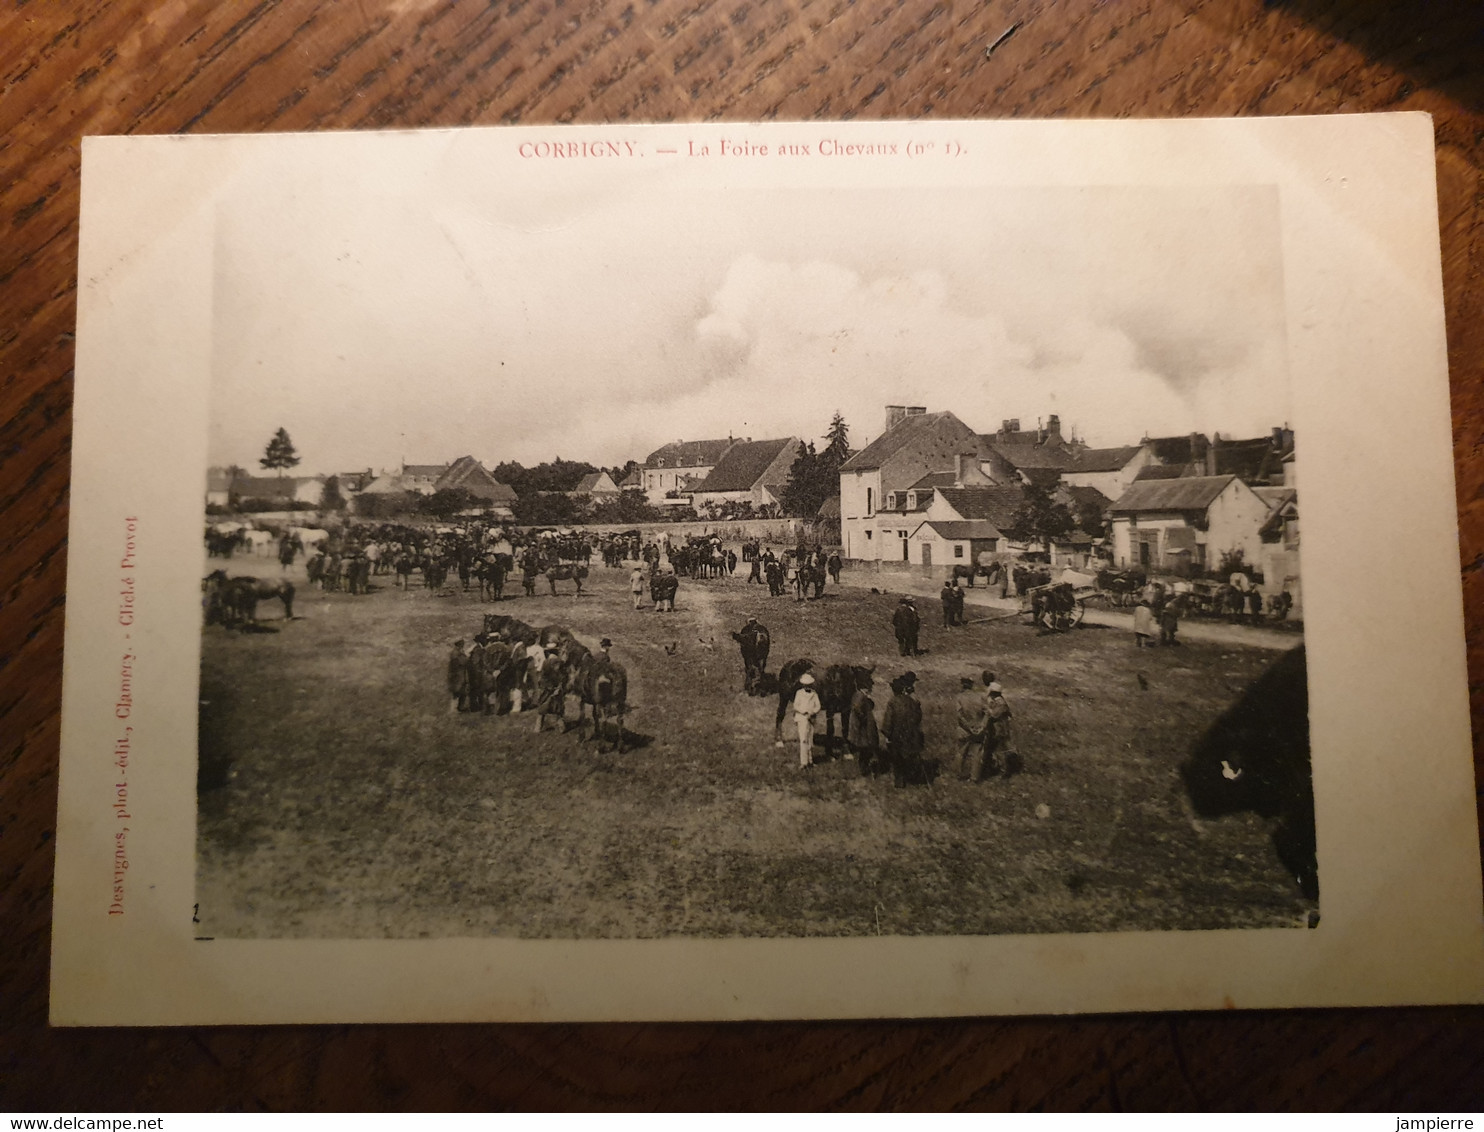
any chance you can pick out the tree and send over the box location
[319,475,346,513]
[780,413,853,518]
[779,441,833,518]
[260,428,301,477]
[823,411,852,466]
[1006,482,1075,546]
[420,487,480,520]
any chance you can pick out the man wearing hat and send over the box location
[791,671,823,768]
[629,563,647,611]
[891,595,921,657]
[466,633,493,715]
[448,638,470,714]
[881,671,925,786]
[954,674,991,782]
[598,637,612,661]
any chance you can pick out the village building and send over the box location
[1108,474,1270,574]
[435,456,518,517]
[206,466,235,508]
[903,482,1025,568]
[226,474,327,507]
[617,467,644,492]
[691,437,802,510]
[1256,486,1301,612]
[570,470,621,497]
[640,438,737,504]
[1057,445,1154,499]
[839,407,992,560]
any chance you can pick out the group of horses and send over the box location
[202,569,295,629]
[467,613,628,752]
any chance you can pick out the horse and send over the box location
[569,652,629,751]
[478,556,508,602]
[796,562,827,600]
[546,563,589,595]
[773,659,875,756]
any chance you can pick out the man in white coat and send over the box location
[792,672,822,769]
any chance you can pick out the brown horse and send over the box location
[545,563,589,595]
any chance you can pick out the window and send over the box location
[953,545,964,558]
[866,488,874,516]
[885,492,897,511]
[906,491,917,510]
[865,530,873,541]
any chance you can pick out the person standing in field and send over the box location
[881,671,925,787]
[848,673,881,775]
[951,578,967,626]
[892,596,921,657]
[986,681,1018,775]
[940,580,956,629]
[630,564,647,611]
[1134,598,1157,647]
[447,638,469,714]
[1160,592,1185,646]
[954,674,990,782]
[792,672,822,769]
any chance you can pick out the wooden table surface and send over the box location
[3,0,1482,1111]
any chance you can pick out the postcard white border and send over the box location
[52,114,1484,1024]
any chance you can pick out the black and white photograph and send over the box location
[194,170,1314,940]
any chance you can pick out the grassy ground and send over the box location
[197,557,1316,938]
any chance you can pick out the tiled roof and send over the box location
[618,468,643,488]
[915,520,1004,541]
[1143,434,1210,464]
[695,437,798,492]
[1110,475,1236,513]
[402,464,447,479]
[573,472,618,493]
[984,441,1076,470]
[1212,437,1284,482]
[230,475,321,498]
[1133,465,1191,481]
[817,495,841,518]
[841,412,961,471]
[1066,484,1113,512]
[435,456,517,502]
[1067,445,1145,473]
[909,470,960,490]
[934,485,1025,529]
[645,438,736,468]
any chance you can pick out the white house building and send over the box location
[1108,474,1270,573]
[640,438,737,504]
[690,437,800,509]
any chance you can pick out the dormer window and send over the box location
[906,491,917,510]
[885,492,897,511]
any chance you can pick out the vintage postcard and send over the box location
[53,115,1483,1023]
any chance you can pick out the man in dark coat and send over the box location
[940,580,956,629]
[848,676,881,775]
[730,616,771,695]
[891,596,921,656]
[466,633,493,715]
[448,639,469,713]
[881,671,925,787]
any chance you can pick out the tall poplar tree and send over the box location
[260,428,301,477]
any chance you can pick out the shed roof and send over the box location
[914,520,1004,541]
[1110,475,1236,513]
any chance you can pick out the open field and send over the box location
[197,558,1316,939]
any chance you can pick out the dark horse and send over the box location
[545,563,589,595]
[795,562,827,600]
[773,658,875,756]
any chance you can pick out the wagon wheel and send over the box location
[1069,597,1086,629]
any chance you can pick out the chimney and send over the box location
[885,405,907,432]
[954,453,967,486]
[906,405,926,418]
[1047,413,1061,440]
[1008,418,1020,433]
[1271,426,1283,449]
[1206,434,1219,476]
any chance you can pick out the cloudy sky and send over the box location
[209,170,1290,475]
